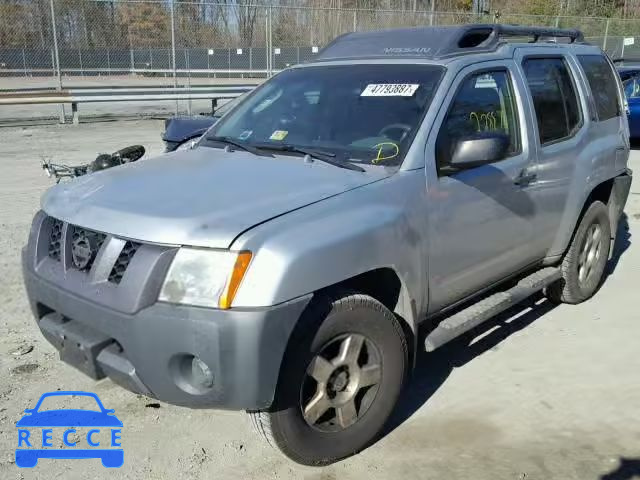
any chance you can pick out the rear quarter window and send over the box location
[577,54,621,121]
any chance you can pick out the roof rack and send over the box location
[314,24,586,62]
[481,24,584,44]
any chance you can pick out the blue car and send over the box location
[162,94,247,152]
[618,65,640,139]
[15,391,123,468]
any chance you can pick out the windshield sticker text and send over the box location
[372,142,400,164]
[469,111,499,131]
[269,130,288,141]
[361,84,420,97]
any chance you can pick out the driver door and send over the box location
[425,62,543,313]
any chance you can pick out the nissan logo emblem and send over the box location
[71,234,95,270]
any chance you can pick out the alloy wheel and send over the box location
[578,223,602,285]
[300,333,382,432]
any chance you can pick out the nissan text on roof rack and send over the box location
[22,24,631,465]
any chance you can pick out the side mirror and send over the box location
[450,132,510,169]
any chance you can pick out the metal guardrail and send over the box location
[0,68,278,76]
[0,84,255,124]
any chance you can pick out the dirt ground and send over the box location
[0,121,639,480]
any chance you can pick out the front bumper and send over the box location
[22,212,310,409]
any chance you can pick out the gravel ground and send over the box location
[0,121,639,480]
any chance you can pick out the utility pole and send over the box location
[170,0,178,114]
[430,0,435,26]
[49,0,65,124]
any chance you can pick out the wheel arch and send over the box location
[578,178,615,232]
[309,267,418,370]
[561,172,630,259]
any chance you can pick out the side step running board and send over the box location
[424,267,561,352]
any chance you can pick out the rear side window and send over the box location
[578,54,620,120]
[523,58,581,145]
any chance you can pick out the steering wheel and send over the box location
[378,123,412,142]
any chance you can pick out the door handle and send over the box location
[514,168,537,186]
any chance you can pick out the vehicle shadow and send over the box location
[600,458,640,480]
[383,293,556,438]
[452,164,536,218]
[381,221,632,440]
[607,212,631,277]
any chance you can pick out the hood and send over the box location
[42,148,389,248]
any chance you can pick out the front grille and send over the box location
[45,216,141,283]
[108,241,140,284]
[48,219,63,261]
[70,226,107,272]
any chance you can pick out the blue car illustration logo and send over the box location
[16,391,123,468]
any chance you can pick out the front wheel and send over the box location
[547,200,611,304]
[250,292,408,466]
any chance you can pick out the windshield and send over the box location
[214,94,245,117]
[206,64,444,167]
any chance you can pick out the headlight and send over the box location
[176,136,202,151]
[159,248,252,309]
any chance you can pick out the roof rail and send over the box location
[314,24,587,62]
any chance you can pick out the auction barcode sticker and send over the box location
[361,84,419,97]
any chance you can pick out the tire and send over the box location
[546,200,611,304]
[250,292,408,466]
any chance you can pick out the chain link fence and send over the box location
[2,0,640,90]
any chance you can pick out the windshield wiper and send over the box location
[255,144,365,172]
[205,135,271,157]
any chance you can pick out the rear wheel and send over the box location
[547,201,611,304]
[250,292,407,466]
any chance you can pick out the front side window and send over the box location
[435,69,520,171]
[523,57,582,145]
[578,54,620,121]
[207,64,444,168]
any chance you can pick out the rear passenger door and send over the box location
[425,62,544,313]
[516,54,584,257]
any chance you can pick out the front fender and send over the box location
[231,171,428,329]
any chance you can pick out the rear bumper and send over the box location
[22,212,310,410]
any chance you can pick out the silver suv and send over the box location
[23,25,632,465]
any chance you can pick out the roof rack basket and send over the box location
[485,24,584,43]
[459,24,584,47]
[441,24,585,58]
